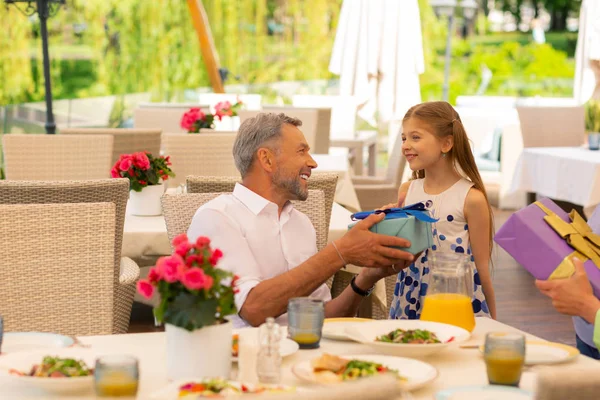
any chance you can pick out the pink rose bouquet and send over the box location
[136,234,238,331]
[110,152,175,192]
[180,107,215,133]
[214,100,243,120]
[180,99,244,133]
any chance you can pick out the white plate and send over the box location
[231,333,299,362]
[2,332,75,354]
[435,385,533,400]
[292,354,438,391]
[151,379,298,399]
[322,318,371,341]
[344,320,470,358]
[478,340,580,365]
[0,348,96,395]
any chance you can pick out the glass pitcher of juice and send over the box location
[419,252,475,332]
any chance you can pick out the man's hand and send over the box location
[535,257,600,324]
[336,213,414,268]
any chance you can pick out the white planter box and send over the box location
[165,321,232,380]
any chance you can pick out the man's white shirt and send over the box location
[187,183,332,328]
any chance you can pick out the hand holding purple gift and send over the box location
[494,198,600,296]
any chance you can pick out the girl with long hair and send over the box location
[385,101,497,320]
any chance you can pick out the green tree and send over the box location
[542,0,581,31]
[0,7,34,105]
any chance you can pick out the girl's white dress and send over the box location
[389,178,491,319]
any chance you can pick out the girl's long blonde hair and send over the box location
[403,101,495,260]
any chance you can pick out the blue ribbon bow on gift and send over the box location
[351,202,438,223]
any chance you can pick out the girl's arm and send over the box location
[379,181,411,210]
[397,181,411,207]
[464,188,497,319]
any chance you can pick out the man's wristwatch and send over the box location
[350,275,374,297]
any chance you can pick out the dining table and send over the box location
[3,318,599,399]
[510,146,600,216]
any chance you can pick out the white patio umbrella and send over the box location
[574,0,600,103]
[329,0,424,133]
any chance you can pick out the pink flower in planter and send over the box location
[175,241,192,257]
[214,101,233,120]
[161,254,184,283]
[185,254,204,267]
[195,236,211,249]
[173,234,189,248]
[137,279,155,299]
[181,268,214,290]
[209,248,223,266]
[148,267,162,284]
[119,157,133,171]
[133,152,151,170]
[110,167,120,178]
[180,108,205,131]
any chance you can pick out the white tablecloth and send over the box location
[313,154,361,212]
[4,318,598,399]
[511,147,600,215]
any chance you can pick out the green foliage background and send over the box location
[0,0,579,106]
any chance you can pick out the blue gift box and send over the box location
[348,202,436,255]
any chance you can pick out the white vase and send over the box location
[165,322,232,381]
[129,183,165,216]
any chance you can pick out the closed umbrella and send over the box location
[574,0,600,103]
[329,0,424,133]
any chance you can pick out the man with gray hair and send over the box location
[188,113,413,327]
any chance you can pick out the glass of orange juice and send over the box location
[288,298,324,349]
[94,355,139,397]
[484,332,526,386]
[419,253,475,332]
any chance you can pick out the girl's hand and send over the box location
[377,203,397,211]
[376,192,408,211]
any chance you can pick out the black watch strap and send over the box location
[350,275,374,297]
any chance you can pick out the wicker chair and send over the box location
[0,203,117,336]
[239,108,331,155]
[186,172,338,234]
[2,134,114,180]
[60,128,162,165]
[133,105,210,134]
[162,190,331,291]
[162,133,239,188]
[162,189,327,250]
[353,131,406,211]
[0,179,139,333]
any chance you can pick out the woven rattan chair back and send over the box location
[0,203,116,335]
[163,190,330,289]
[2,134,113,180]
[0,179,133,333]
[162,133,239,188]
[61,128,162,165]
[186,172,337,236]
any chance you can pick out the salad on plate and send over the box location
[376,329,442,344]
[310,353,405,384]
[178,378,294,398]
[9,356,93,378]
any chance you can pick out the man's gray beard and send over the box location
[272,170,308,201]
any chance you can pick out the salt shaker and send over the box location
[256,317,282,384]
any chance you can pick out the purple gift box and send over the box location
[494,198,600,296]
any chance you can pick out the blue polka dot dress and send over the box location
[389,178,491,320]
